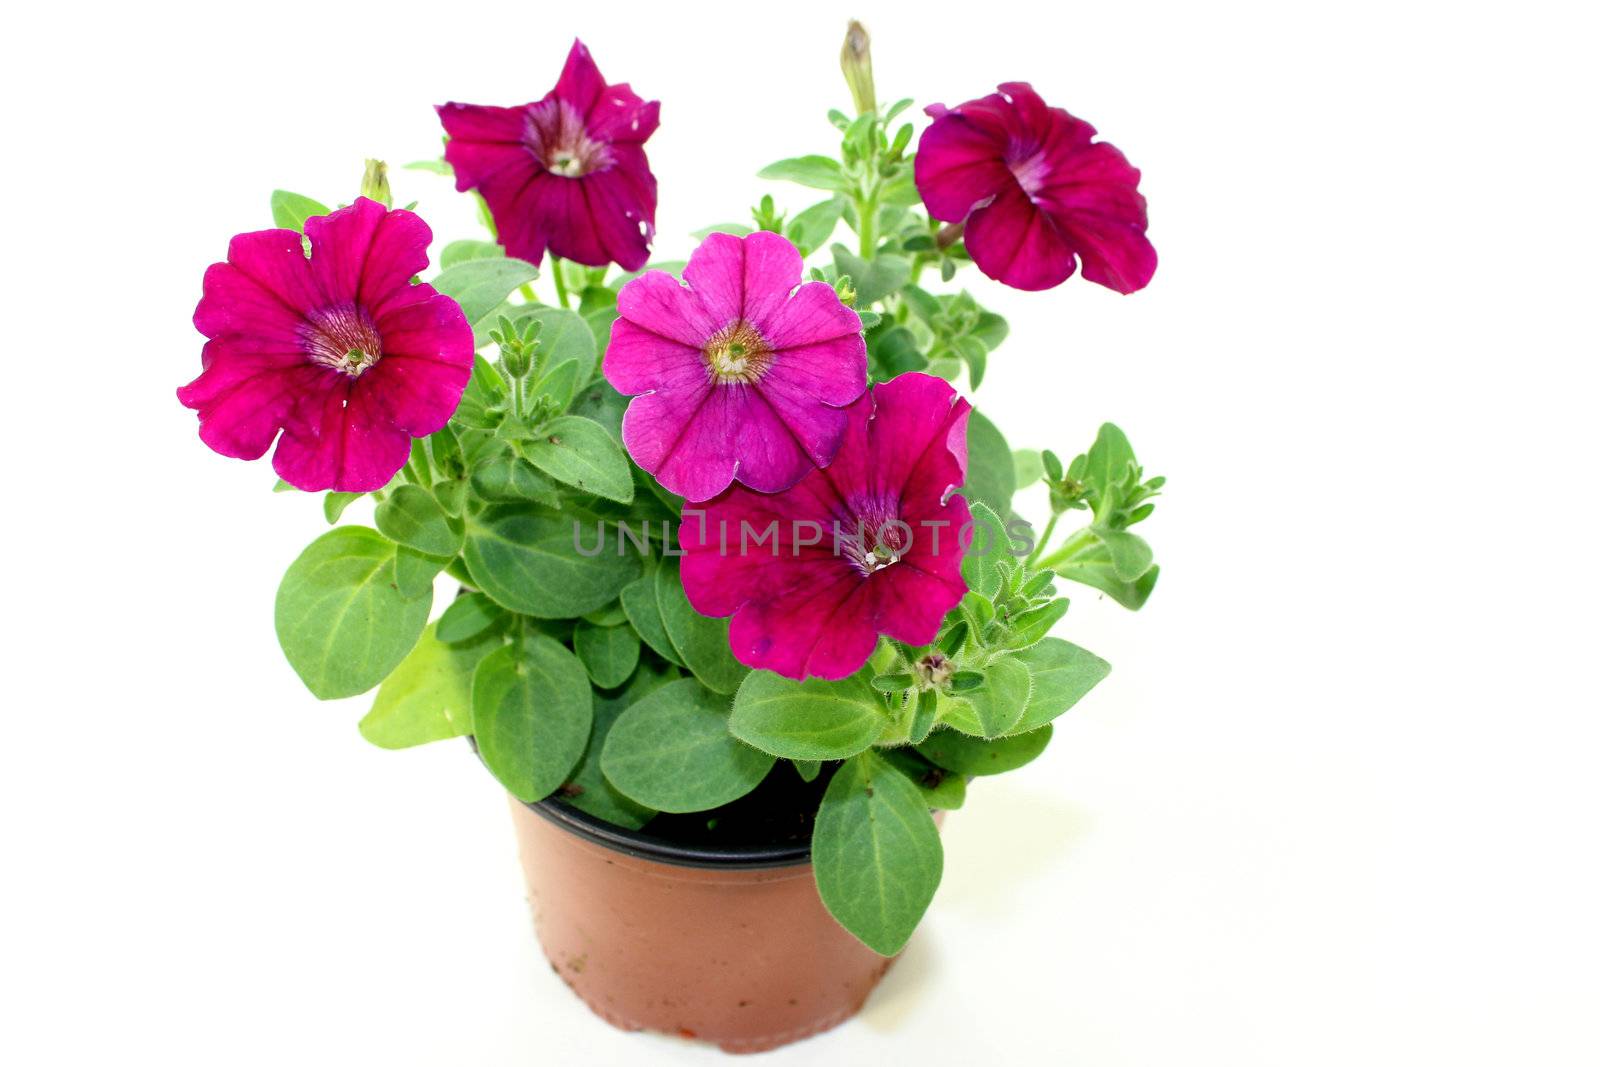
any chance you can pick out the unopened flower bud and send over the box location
[361,159,392,208]
[840,20,876,116]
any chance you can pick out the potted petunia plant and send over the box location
[178,25,1164,1053]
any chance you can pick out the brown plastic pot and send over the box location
[506,794,897,1053]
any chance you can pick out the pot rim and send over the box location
[470,739,812,870]
[520,794,813,870]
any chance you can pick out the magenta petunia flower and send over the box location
[178,198,474,493]
[437,40,659,270]
[679,373,972,681]
[604,231,868,502]
[915,82,1156,294]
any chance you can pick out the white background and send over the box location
[3,1,1596,1063]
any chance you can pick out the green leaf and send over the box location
[434,591,504,644]
[358,623,498,749]
[393,545,447,598]
[600,678,774,812]
[691,222,754,239]
[918,723,1053,776]
[274,527,431,699]
[1084,423,1137,497]
[569,380,628,442]
[960,501,1009,599]
[881,746,966,810]
[831,245,911,305]
[519,415,633,503]
[730,668,884,760]
[404,159,452,176]
[787,198,845,256]
[654,559,748,694]
[868,325,926,378]
[374,484,463,558]
[432,258,540,327]
[1010,638,1111,734]
[323,492,362,524]
[574,621,641,688]
[812,750,943,956]
[469,454,562,507]
[270,190,328,232]
[621,575,685,668]
[440,239,504,270]
[1055,554,1160,611]
[473,635,593,802]
[792,759,822,782]
[560,663,669,829]
[758,155,847,190]
[1012,448,1045,489]
[463,506,641,618]
[908,689,939,745]
[959,654,1032,738]
[962,409,1016,517]
[1094,526,1155,581]
[972,310,1009,350]
[952,335,988,390]
[1007,598,1070,648]
[531,358,580,411]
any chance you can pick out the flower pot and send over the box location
[506,794,897,1053]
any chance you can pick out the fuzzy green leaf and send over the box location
[473,635,593,802]
[600,678,773,812]
[374,484,463,558]
[270,190,328,232]
[521,415,634,504]
[654,559,748,694]
[918,723,1053,776]
[758,155,847,190]
[432,258,540,327]
[574,621,641,688]
[358,623,499,749]
[1009,638,1111,734]
[730,669,884,759]
[463,506,641,618]
[274,527,431,699]
[812,750,943,956]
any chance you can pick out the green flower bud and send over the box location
[361,159,392,208]
[840,20,876,116]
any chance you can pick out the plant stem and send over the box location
[856,194,877,257]
[550,258,571,309]
[1034,525,1099,573]
[519,283,538,303]
[1026,512,1060,566]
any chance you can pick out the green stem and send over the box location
[1026,512,1060,567]
[550,258,571,309]
[1034,525,1099,573]
[519,283,538,304]
[856,194,877,257]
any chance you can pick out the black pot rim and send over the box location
[523,794,813,870]
[470,738,811,870]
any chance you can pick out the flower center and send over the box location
[301,304,383,378]
[838,507,911,577]
[702,319,774,384]
[525,98,612,179]
[1006,145,1051,199]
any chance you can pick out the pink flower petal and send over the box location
[272,382,414,493]
[554,39,606,115]
[965,185,1081,291]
